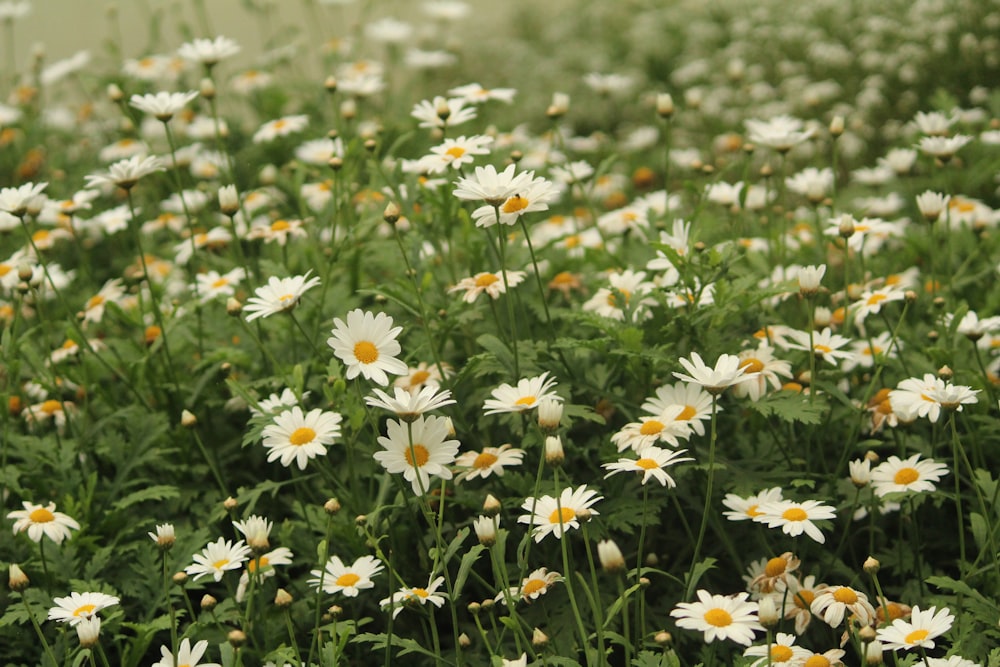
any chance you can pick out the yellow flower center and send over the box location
[248,556,270,573]
[548,507,575,525]
[514,395,536,407]
[73,604,97,617]
[782,508,808,522]
[772,645,794,662]
[32,230,50,243]
[211,277,229,288]
[445,146,466,159]
[41,399,63,414]
[271,219,291,231]
[893,467,919,485]
[0,265,10,276]
[803,657,831,667]
[473,452,499,469]
[867,293,888,306]
[703,608,732,627]
[475,273,499,287]
[795,589,816,609]
[522,579,546,596]
[814,344,832,354]
[61,339,77,349]
[635,458,658,470]
[904,628,929,644]
[833,587,858,604]
[278,293,296,304]
[884,602,906,620]
[335,573,361,587]
[404,444,430,467]
[289,427,316,446]
[354,341,379,364]
[410,370,430,385]
[412,588,429,599]
[212,558,230,570]
[676,405,696,421]
[764,556,788,577]
[501,195,529,214]
[273,119,288,131]
[740,358,765,374]
[29,507,55,523]
[86,295,105,309]
[639,420,664,436]
[745,504,764,518]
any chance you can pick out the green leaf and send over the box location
[476,333,515,376]
[110,484,180,511]
[971,512,988,550]
[746,392,826,424]
[684,557,717,598]
[453,544,485,599]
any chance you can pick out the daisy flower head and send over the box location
[870,454,948,497]
[743,631,810,666]
[309,554,384,597]
[731,344,793,402]
[253,114,309,143]
[673,351,758,395]
[754,499,836,543]
[641,381,717,436]
[916,135,973,161]
[8,501,80,544]
[381,576,447,619]
[194,267,245,303]
[129,90,199,121]
[423,134,493,173]
[262,406,342,470]
[483,372,561,414]
[722,487,784,522]
[85,155,166,190]
[582,269,658,322]
[365,385,455,420]
[327,309,409,386]
[745,114,814,153]
[888,374,978,422]
[925,657,981,667]
[455,443,525,482]
[498,567,563,604]
[810,585,877,628]
[453,163,531,205]
[151,638,220,667]
[47,592,120,626]
[232,514,273,551]
[449,269,526,303]
[471,174,561,227]
[670,590,763,646]
[610,406,694,452]
[236,547,294,601]
[394,361,452,394]
[783,327,856,366]
[178,35,240,66]
[411,96,476,129]
[185,537,252,582]
[0,181,47,216]
[518,485,602,542]
[876,605,954,651]
[798,648,846,666]
[602,446,694,486]
[373,415,460,495]
[448,82,516,104]
[243,271,320,321]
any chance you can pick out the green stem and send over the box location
[495,210,519,378]
[684,395,718,600]
[22,595,58,667]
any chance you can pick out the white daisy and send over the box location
[309,555,385,597]
[603,446,694,486]
[380,576,447,619]
[870,454,948,497]
[483,372,561,414]
[754,499,836,543]
[518,485,603,542]
[327,309,409,386]
[8,501,80,544]
[185,537,252,582]
[262,406,343,470]
[877,605,954,652]
[670,590,763,646]
[721,487,784,522]
[373,415,460,496]
[673,351,757,395]
[243,271,321,321]
[365,386,456,420]
[454,444,525,482]
[47,592,120,626]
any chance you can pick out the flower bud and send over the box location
[829,115,845,137]
[324,76,337,93]
[218,184,239,216]
[274,588,293,607]
[654,631,672,646]
[483,493,502,517]
[199,77,216,100]
[758,596,779,627]
[656,93,675,119]
[226,297,243,316]
[383,202,401,225]
[223,496,238,511]
[324,498,341,515]
[76,616,101,648]
[228,629,246,648]
[597,539,625,573]
[172,571,188,585]
[8,564,29,591]
[544,435,564,467]
[473,515,496,546]
[531,628,549,647]
[181,409,197,428]
[458,632,471,649]
[537,399,563,433]
[863,556,880,574]
[201,594,217,610]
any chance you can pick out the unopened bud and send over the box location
[830,115,845,137]
[201,594,217,610]
[181,409,197,428]
[473,515,496,546]
[509,150,523,163]
[218,184,239,216]
[483,494,502,517]
[937,365,953,380]
[227,629,246,648]
[274,588,293,607]
[363,139,377,152]
[172,571,188,585]
[654,631,672,646]
[355,514,367,526]
[865,639,884,664]
[8,564,29,591]
[259,164,278,186]
[837,214,856,238]
[340,98,356,120]
[859,625,878,643]
[597,539,625,573]
[758,596,779,627]
[328,156,343,171]
[863,556,880,574]
[467,601,481,615]
[223,496,238,511]
[537,399,563,433]
[480,598,494,611]
[324,498,341,514]
[328,605,343,619]
[458,632,471,648]
[226,297,243,316]
[107,83,124,103]
[544,435,564,467]
[531,628,549,647]
[324,76,337,93]
[383,202,401,225]
[656,93,675,119]
[904,290,917,304]
[199,77,216,100]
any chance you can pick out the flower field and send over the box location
[2,0,1000,665]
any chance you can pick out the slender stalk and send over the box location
[21,595,58,667]
[684,395,719,600]
[494,210,519,378]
